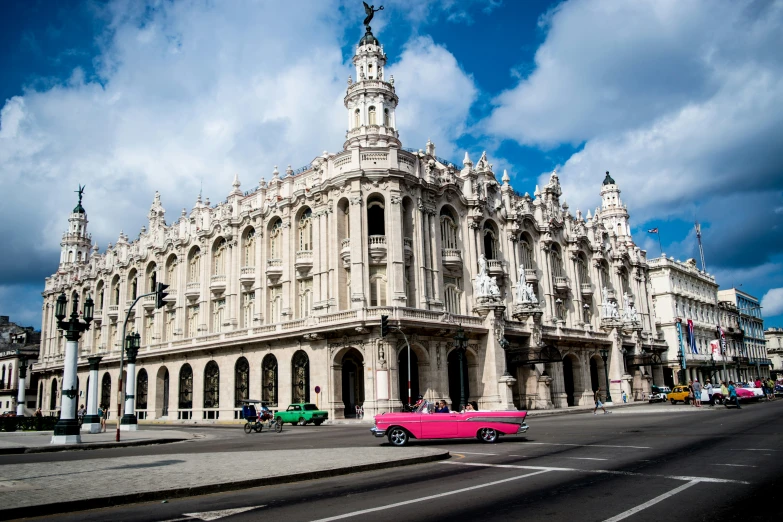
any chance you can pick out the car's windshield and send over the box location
[287,405,300,411]
[303,404,318,411]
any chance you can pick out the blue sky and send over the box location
[1,0,782,330]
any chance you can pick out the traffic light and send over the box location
[155,282,170,309]
[381,315,389,337]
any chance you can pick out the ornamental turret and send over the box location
[598,171,632,242]
[59,185,92,268]
[343,16,400,150]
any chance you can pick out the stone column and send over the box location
[388,194,406,304]
[349,193,365,308]
[82,356,102,433]
[52,333,81,444]
[607,329,624,403]
[121,346,139,431]
[16,360,27,417]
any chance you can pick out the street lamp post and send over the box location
[676,350,685,386]
[16,356,28,417]
[499,337,512,378]
[52,292,94,444]
[121,333,141,431]
[599,348,613,403]
[454,327,468,411]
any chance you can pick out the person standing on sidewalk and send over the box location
[705,379,714,406]
[98,405,106,432]
[692,379,702,408]
[728,381,741,409]
[593,389,610,414]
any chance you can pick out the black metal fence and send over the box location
[0,416,59,432]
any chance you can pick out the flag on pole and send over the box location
[687,319,697,354]
[647,228,659,233]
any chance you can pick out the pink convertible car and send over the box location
[370,402,529,446]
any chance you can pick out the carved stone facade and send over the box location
[33,25,665,420]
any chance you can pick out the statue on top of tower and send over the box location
[363,2,384,27]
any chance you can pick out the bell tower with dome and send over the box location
[343,19,400,150]
[59,185,92,268]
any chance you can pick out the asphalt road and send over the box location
[14,400,783,522]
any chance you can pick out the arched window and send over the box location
[204,361,219,409]
[262,354,278,407]
[368,106,377,125]
[148,265,157,293]
[292,351,310,403]
[269,285,283,323]
[269,219,283,260]
[101,373,111,409]
[440,208,458,250]
[128,270,138,300]
[187,304,200,337]
[96,281,105,309]
[213,239,227,275]
[136,369,148,410]
[577,253,590,285]
[212,299,225,333]
[178,364,193,409]
[166,257,178,289]
[298,209,313,251]
[77,251,83,262]
[550,244,565,278]
[112,277,120,305]
[0,365,5,389]
[369,266,387,307]
[384,108,390,127]
[242,291,255,328]
[354,109,361,129]
[235,357,250,407]
[520,237,535,270]
[367,197,385,236]
[483,222,498,260]
[444,276,462,315]
[188,248,201,282]
[243,229,255,266]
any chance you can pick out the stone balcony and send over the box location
[368,235,387,264]
[487,259,504,277]
[404,237,413,265]
[142,294,156,310]
[107,305,119,319]
[580,283,594,296]
[267,259,283,282]
[163,288,177,304]
[210,274,226,294]
[295,250,313,275]
[340,238,351,268]
[441,248,462,270]
[524,269,538,282]
[185,282,200,300]
[554,276,569,292]
[239,266,255,285]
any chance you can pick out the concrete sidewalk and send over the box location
[0,446,449,519]
[0,429,196,455]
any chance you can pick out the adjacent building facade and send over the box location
[766,327,783,378]
[717,288,769,379]
[33,24,665,422]
[0,316,40,415]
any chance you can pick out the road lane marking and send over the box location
[730,448,779,451]
[523,442,651,449]
[439,462,750,484]
[182,506,266,521]
[603,481,699,522]
[451,451,498,456]
[567,457,608,461]
[309,470,550,521]
[712,464,758,468]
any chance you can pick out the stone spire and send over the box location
[60,185,92,267]
[598,171,632,241]
[343,20,400,150]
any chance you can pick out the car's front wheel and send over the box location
[670,399,676,405]
[388,427,409,447]
[477,428,499,443]
[297,417,307,426]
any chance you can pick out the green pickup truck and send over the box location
[274,403,328,426]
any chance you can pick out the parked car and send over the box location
[1,411,16,417]
[370,401,529,447]
[667,385,692,404]
[649,386,672,403]
[274,403,328,426]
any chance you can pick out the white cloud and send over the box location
[762,288,783,318]
[0,0,477,301]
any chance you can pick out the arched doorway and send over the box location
[397,347,420,407]
[203,361,220,419]
[292,351,309,403]
[156,367,169,417]
[341,349,365,417]
[447,349,470,410]
[590,357,599,392]
[563,356,575,406]
[136,369,148,418]
[262,354,278,407]
[50,379,58,411]
[100,373,111,410]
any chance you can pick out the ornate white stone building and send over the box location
[33,24,665,421]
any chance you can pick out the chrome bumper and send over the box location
[517,422,529,434]
[370,427,386,438]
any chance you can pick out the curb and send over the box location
[0,450,450,520]
[0,437,189,455]
[526,401,650,418]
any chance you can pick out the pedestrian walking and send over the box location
[720,381,728,398]
[34,407,42,430]
[688,381,695,406]
[693,379,702,408]
[727,381,741,409]
[593,389,610,414]
[767,378,776,401]
[621,390,627,404]
[98,405,106,432]
[705,379,714,406]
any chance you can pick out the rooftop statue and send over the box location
[363,1,384,27]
